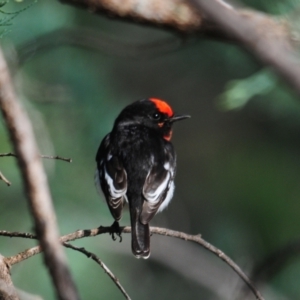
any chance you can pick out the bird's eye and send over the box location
[152,112,161,120]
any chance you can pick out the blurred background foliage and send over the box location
[1,0,300,299]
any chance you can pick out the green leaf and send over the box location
[217,69,277,110]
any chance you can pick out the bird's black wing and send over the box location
[95,134,127,221]
[140,143,176,224]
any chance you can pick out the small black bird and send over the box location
[95,98,190,258]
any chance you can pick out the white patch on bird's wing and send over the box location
[150,154,155,164]
[104,165,126,199]
[144,172,170,203]
[124,194,128,203]
[107,153,112,161]
[164,161,170,170]
[157,181,175,212]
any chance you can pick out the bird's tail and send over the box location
[130,206,150,259]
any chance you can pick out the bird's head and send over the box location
[115,98,190,141]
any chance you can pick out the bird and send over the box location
[95,98,190,258]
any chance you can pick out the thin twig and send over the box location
[0,230,36,239]
[63,242,131,300]
[3,226,263,300]
[40,155,72,163]
[0,170,11,186]
[0,153,16,158]
[4,227,110,265]
[1,229,130,299]
[0,47,79,300]
[0,152,72,163]
[147,227,264,300]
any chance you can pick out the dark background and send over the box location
[1,1,300,299]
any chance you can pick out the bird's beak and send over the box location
[169,114,191,123]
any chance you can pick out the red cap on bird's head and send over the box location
[149,98,174,118]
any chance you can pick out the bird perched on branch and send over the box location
[95,98,190,258]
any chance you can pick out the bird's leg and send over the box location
[109,221,122,242]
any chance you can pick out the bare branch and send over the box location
[0,152,71,187]
[0,255,19,300]
[16,289,43,300]
[63,242,131,300]
[59,0,202,31]
[149,227,264,300]
[0,47,79,300]
[58,0,300,96]
[5,227,111,265]
[40,155,72,163]
[1,229,130,299]
[3,226,264,300]
[0,170,11,186]
[0,231,36,239]
[0,153,17,158]
[0,152,72,163]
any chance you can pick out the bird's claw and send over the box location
[109,221,122,242]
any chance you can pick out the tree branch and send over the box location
[0,152,72,163]
[0,255,19,300]
[3,226,264,300]
[0,47,79,300]
[0,170,11,186]
[59,0,202,31]
[63,242,131,300]
[149,227,264,300]
[58,0,300,96]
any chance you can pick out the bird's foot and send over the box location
[109,221,122,242]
